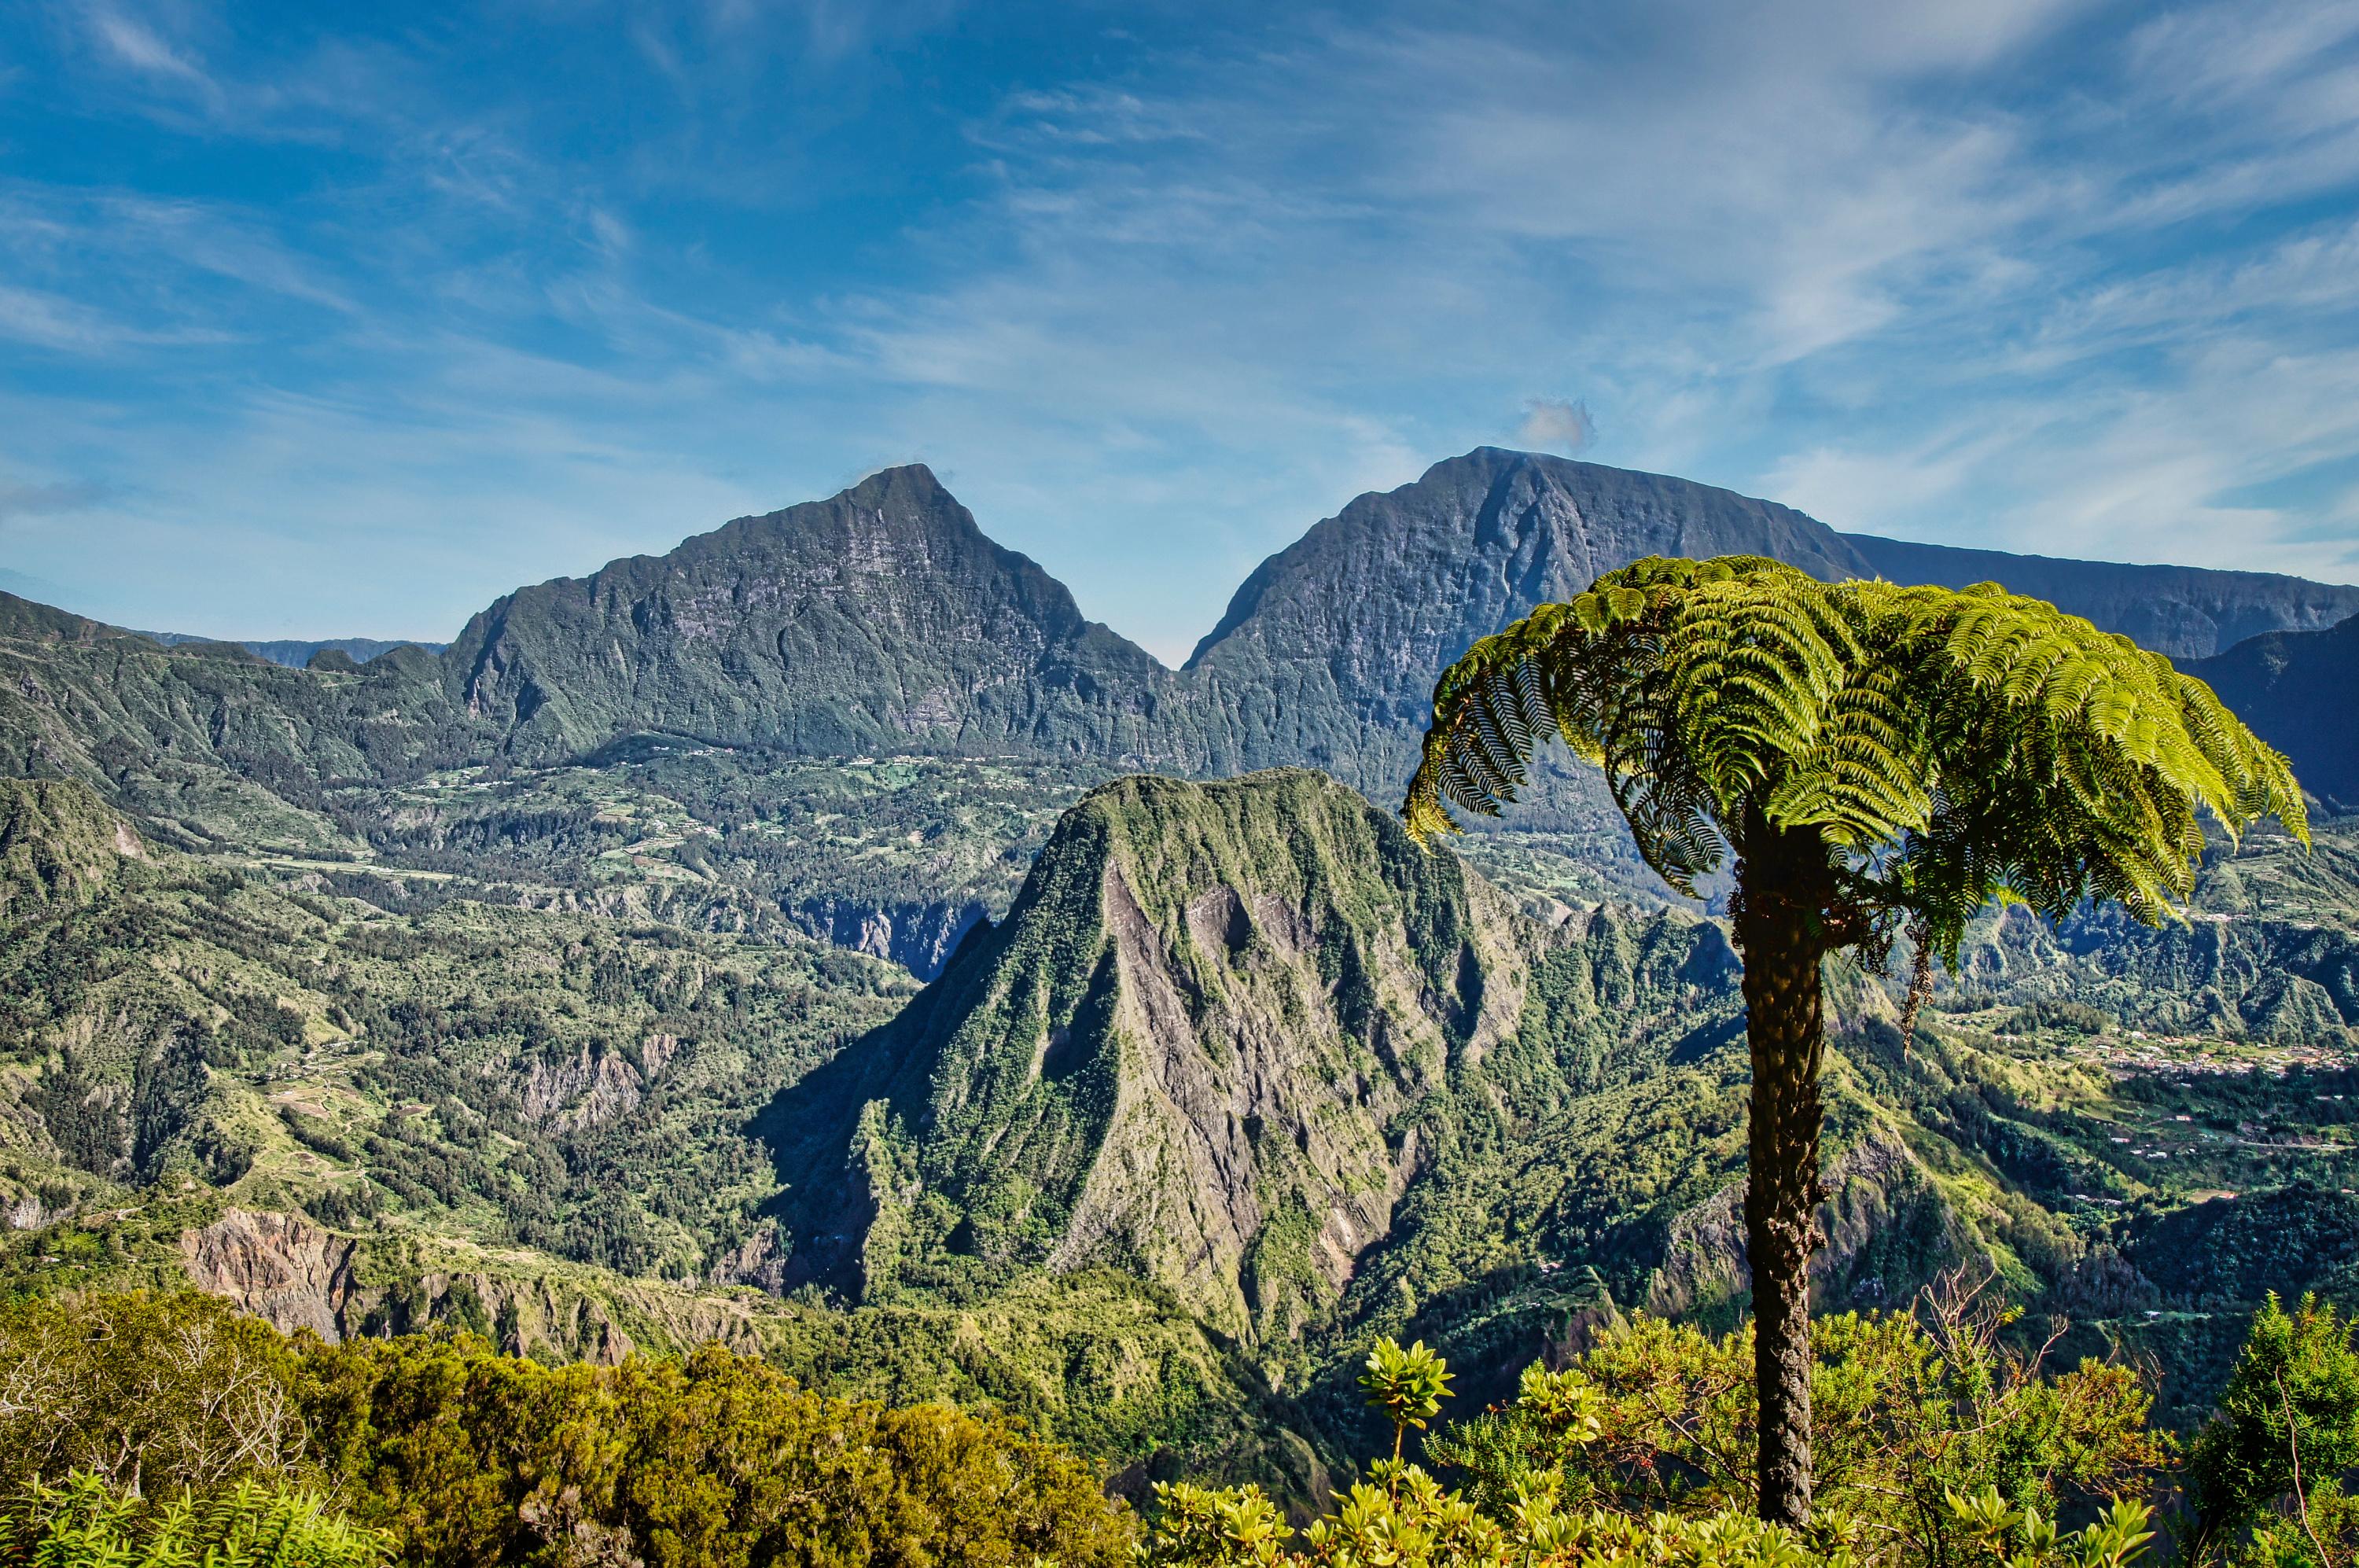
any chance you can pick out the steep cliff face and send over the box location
[787,897,991,980]
[180,1209,360,1342]
[2184,611,2359,811]
[1843,536,2359,661]
[765,768,1745,1339]
[1180,450,1875,789]
[443,465,1192,767]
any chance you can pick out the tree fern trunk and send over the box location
[1734,816,1830,1528]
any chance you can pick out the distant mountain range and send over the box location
[1839,536,2359,660]
[6,446,2356,809]
[435,448,2359,791]
[2188,614,2359,812]
[134,631,447,668]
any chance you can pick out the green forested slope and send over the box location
[760,769,2359,1459]
[0,776,1308,1486]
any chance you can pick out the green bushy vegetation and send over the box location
[1,1291,1132,1567]
[1150,1288,2358,1568]
[11,1286,2352,1567]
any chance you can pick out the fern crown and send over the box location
[1401,554,2308,963]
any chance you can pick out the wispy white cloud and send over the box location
[0,282,232,351]
[83,2,212,86]
[0,476,112,520]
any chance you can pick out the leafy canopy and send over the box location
[1403,555,2307,963]
[2191,1292,2359,1564]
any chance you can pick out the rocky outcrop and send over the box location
[0,778,149,919]
[523,1044,646,1133]
[519,1036,685,1134]
[1643,1129,1969,1319]
[708,1221,789,1294]
[180,1209,359,1342]
[177,1206,783,1363]
[789,897,989,979]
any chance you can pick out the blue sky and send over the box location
[5,1,2359,661]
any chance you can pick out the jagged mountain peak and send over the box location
[1169,447,1872,788]
[1187,447,1870,669]
[762,765,1743,1338]
[441,464,1188,765]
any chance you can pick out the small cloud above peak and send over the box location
[1516,398,1597,456]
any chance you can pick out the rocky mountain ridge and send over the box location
[13,450,2356,813]
[400,451,2359,797]
[442,464,1191,768]
[1842,534,2359,661]
[134,633,449,669]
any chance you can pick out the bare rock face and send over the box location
[0,778,149,919]
[180,1209,358,1342]
[523,1044,647,1133]
[789,896,990,979]
[708,1221,789,1294]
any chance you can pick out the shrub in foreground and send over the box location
[1147,1287,2168,1568]
[0,1291,1135,1568]
[0,1472,389,1568]
[1427,1283,2163,1555]
[309,1333,1135,1567]
[2190,1294,2359,1568]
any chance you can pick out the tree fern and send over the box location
[1402,554,2305,1526]
[1407,555,2303,956]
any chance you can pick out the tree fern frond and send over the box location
[1405,554,2309,974]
